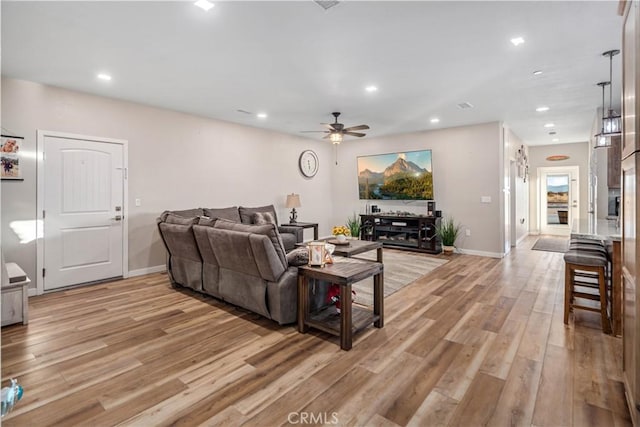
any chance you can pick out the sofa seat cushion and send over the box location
[214,220,287,268]
[198,216,217,227]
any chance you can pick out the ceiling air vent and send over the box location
[457,102,474,109]
[313,1,340,10]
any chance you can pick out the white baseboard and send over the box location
[516,233,530,245]
[129,265,166,277]
[28,287,37,297]
[456,248,505,258]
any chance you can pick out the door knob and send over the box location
[111,215,122,221]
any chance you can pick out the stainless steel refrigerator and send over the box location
[621,1,640,424]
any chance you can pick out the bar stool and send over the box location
[563,243,612,334]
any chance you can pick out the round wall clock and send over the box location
[299,150,319,178]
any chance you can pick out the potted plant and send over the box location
[436,216,461,254]
[346,213,361,240]
[331,225,351,243]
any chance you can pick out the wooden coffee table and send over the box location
[297,257,383,350]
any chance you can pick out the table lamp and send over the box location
[286,193,301,223]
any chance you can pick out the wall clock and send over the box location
[299,150,319,178]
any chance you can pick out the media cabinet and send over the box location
[360,214,442,254]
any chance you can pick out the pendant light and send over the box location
[594,49,621,148]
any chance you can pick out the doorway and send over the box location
[36,130,128,294]
[538,166,579,236]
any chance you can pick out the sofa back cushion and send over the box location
[203,206,241,223]
[209,228,285,282]
[160,208,204,220]
[214,219,287,268]
[239,205,279,225]
[165,213,199,225]
[158,222,201,262]
[193,224,219,267]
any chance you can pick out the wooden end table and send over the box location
[297,258,383,350]
[288,221,319,240]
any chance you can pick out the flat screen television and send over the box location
[357,149,433,200]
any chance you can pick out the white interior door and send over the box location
[41,134,126,290]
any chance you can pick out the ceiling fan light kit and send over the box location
[594,49,621,149]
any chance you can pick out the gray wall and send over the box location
[329,122,505,256]
[0,78,333,284]
[1,78,517,291]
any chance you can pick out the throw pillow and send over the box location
[252,211,276,226]
[286,248,309,266]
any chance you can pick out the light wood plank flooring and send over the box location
[1,236,631,426]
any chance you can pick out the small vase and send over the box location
[335,234,347,243]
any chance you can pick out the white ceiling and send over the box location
[1,1,624,146]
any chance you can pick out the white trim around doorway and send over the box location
[35,130,129,295]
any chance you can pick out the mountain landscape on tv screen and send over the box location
[358,156,433,200]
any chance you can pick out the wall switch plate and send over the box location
[481,196,492,203]
[466,229,471,236]
[135,198,141,207]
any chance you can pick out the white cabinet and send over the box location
[1,263,30,327]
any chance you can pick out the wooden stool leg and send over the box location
[599,266,612,334]
[564,263,572,324]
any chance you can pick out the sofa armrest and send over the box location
[278,225,303,242]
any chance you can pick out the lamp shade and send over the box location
[286,193,301,208]
[330,133,343,144]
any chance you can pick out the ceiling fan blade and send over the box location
[344,131,366,137]
[323,134,332,139]
[300,130,329,133]
[344,124,370,132]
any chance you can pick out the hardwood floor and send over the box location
[1,236,631,426]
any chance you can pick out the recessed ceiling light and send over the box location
[536,106,549,112]
[552,138,559,142]
[257,113,268,119]
[430,118,440,124]
[510,37,525,46]
[543,123,555,128]
[533,70,543,76]
[194,0,214,12]
[97,73,112,81]
[365,85,378,93]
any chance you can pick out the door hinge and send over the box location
[43,210,45,219]
[115,167,128,179]
[42,268,45,278]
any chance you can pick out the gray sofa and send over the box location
[156,205,306,324]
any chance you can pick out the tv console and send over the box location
[360,214,441,254]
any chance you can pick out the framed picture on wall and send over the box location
[1,135,24,180]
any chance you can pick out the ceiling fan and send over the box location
[301,112,370,144]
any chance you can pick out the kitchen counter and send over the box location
[570,217,622,335]
[571,218,621,242]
